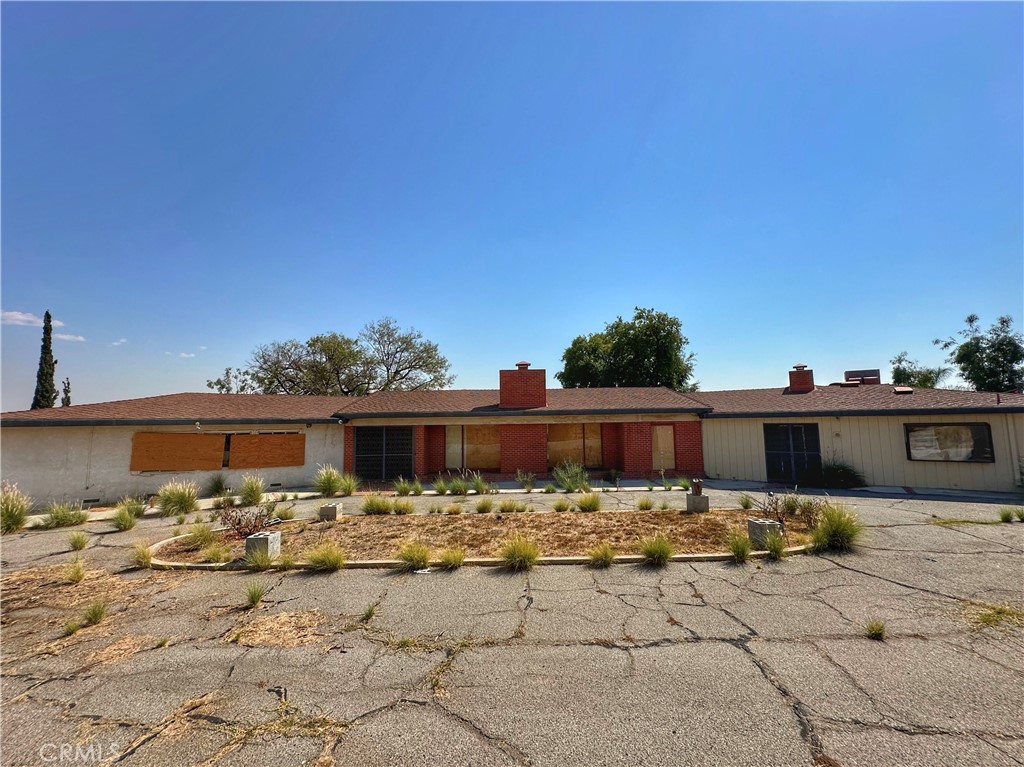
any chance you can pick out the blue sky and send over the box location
[2,2,1021,410]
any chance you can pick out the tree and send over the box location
[207,317,454,396]
[30,310,58,409]
[889,352,951,389]
[60,377,72,407]
[556,307,697,391]
[934,315,1024,393]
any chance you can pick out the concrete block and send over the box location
[319,503,340,521]
[686,494,710,513]
[245,531,281,560]
[747,518,783,549]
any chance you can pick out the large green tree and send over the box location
[207,317,454,395]
[889,352,951,389]
[934,315,1024,393]
[556,307,697,391]
[30,310,58,409]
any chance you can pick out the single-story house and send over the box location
[2,362,1021,503]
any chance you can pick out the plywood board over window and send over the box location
[228,433,306,469]
[652,425,675,471]
[130,433,226,472]
[465,425,500,471]
[548,423,603,468]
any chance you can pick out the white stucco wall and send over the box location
[0,423,346,505]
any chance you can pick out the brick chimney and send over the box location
[788,364,815,394]
[499,361,547,409]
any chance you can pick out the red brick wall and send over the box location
[413,425,427,478]
[499,424,548,473]
[601,423,624,470]
[424,425,446,475]
[674,421,705,478]
[499,369,547,409]
[622,422,653,477]
[343,427,354,475]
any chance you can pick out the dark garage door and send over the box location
[354,426,414,482]
[764,424,822,484]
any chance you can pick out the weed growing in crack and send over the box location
[865,619,886,641]
[245,581,268,609]
[361,604,376,622]
[68,531,89,551]
[111,506,138,532]
[969,602,1024,630]
[65,557,86,584]
[82,601,106,626]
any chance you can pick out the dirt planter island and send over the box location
[150,504,815,571]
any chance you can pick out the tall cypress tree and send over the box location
[30,311,58,410]
[61,377,72,407]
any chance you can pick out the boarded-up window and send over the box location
[584,423,601,467]
[465,425,500,471]
[445,425,463,470]
[548,424,602,468]
[652,425,675,471]
[228,434,306,469]
[905,424,994,462]
[130,433,226,472]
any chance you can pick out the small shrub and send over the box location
[218,502,275,538]
[393,498,415,515]
[475,497,494,514]
[1,482,32,534]
[244,548,274,571]
[636,496,654,511]
[444,504,463,515]
[818,458,866,489]
[397,542,431,571]
[577,493,601,512]
[65,558,86,584]
[201,543,233,563]
[433,477,450,496]
[304,542,346,571]
[411,477,424,496]
[273,504,296,521]
[543,484,557,494]
[362,494,393,515]
[587,542,616,568]
[245,581,268,609]
[111,506,137,532]
[515,469,535,491]
[313,464,345,497]
[116,496,147,518]
[40,502,88,529]
[393,476,412,496]
[500,534,539,571]
[68,531,89,551]
[998,507,1014,523]
[157,480,199,517]
[438,547,465,570]
[469,471,490,495]
[780,494,800,515]
[553,459,589,492]
[449,476,469,496]
[338,472,360,497]
[132,543,153,568]
[205,473,228,498]
[865,619,886,641]
[82,601,106,626]
[639,534,673,566]
[763,531,787,561]
[811,505,865,553]
[552,498,571,512]
[175,512,187,526]
[238,473,267,507]
[728,533,751,563]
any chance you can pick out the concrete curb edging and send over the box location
[147,535,811,572]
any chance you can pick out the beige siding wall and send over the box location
[703,413,1023,492]
[0,424,345,505]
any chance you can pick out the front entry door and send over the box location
[763,424,821,484]
[652,425,675,472]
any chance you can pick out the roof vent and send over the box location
[839,380,860,388]
[515,361,531,370]
[893,386,913,395]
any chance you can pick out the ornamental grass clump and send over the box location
[728,533,752,564]
[117,496,147,518]
[205,473,229,498]
[393,499,415,515]
[157,480,199,517]
[737,493,754,511]
[865,619,886,641]
[552,497,572,513]
[449,476,469,496]
[65,558,86,584]
[763,531,787,561]
[587,542,616,568]
[40,502,88,529]
[132,543,153,568]
[998,507,1014,523]
[313,464,345,497]
[438,548,465,570]
[411,477,424,496]
[111,506,137,532]
[1,482,31,535]
[393,477,412,496]
[636,496,654,511]
[475,497,494,514]
[576,493,601,512]
[397,542,431,572]
[553,460,590,492]
[515,470,535,491]
[201,543,233,563]
[433,477,450,496]
[244,549,274,571]
[238,474,267,507]
[500,534,540,571]
[499,498,519,514]
[811,504,865,553]
[187,522,217,551]
[469,471,490,495]
[68,531,89,551]
[338,472,360,497]
[304,542,346,571]
[362,494,393,515]
[639,533,673,566]
[245,581,268,609]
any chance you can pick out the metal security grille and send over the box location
[354,426,414,482]
[763,424,822,484]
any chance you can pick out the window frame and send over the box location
[903,422,995,464]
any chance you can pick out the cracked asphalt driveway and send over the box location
[2,490,1023,766]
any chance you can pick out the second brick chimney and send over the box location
[788,364,815,394]
[499,361,547,409]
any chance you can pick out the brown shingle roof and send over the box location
[691,385,1024,417]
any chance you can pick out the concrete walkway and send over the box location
[2,489,1022,766]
